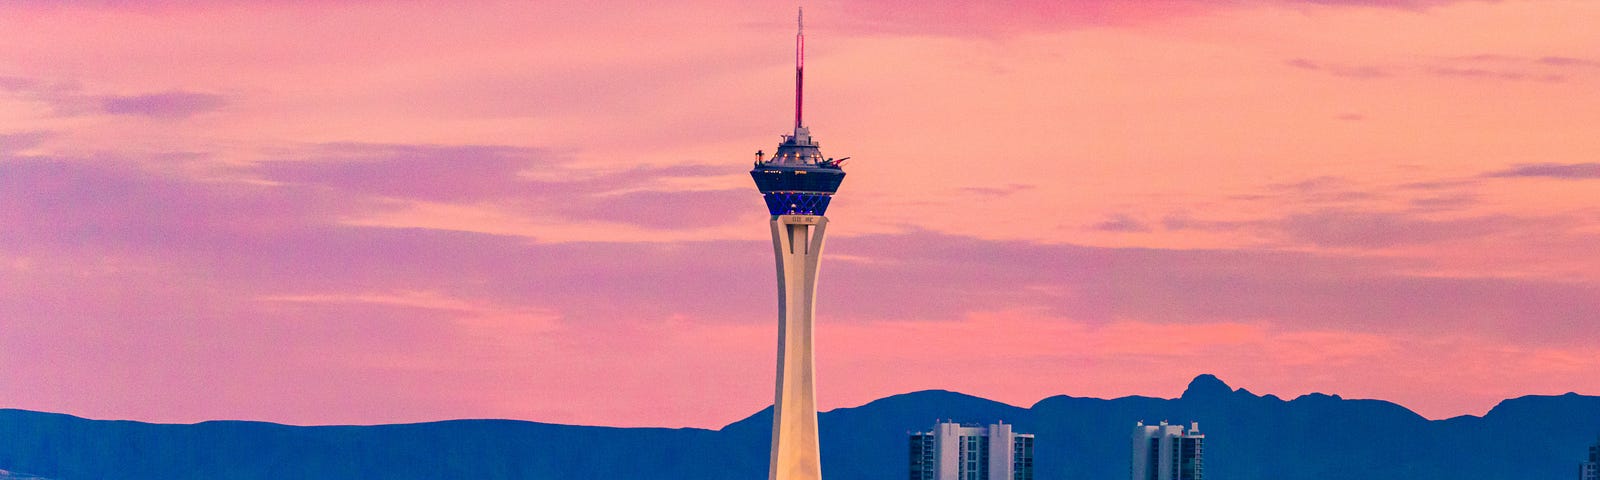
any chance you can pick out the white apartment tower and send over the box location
[1581,435,1599,480]
[909,421,1035,480]
[1131,421,1204,480]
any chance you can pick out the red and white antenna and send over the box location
[794,6,804,131]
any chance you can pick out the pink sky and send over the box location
[2,0,1598,427]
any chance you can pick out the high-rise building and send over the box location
[909,421,1035,480]
[751,8,846,480]
[1581,435,1599,480]
[1131,421,1203,480]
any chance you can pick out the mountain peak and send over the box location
[1181,374,1233,399]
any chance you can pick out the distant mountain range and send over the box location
[3,375,1597,479]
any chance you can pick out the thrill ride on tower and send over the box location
[751,8,844,480]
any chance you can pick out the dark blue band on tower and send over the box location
[763,192,832,215]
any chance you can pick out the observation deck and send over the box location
[751,127,846,216]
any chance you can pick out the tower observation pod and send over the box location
[750,7,844,480]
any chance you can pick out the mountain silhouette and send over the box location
[2,375,1597,479]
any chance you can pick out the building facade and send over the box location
[910,421,1035,480]
[1131,421,1203,480]
[1581,435,1599,480]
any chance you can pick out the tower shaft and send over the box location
[756,9,840,480]
[768,214,827,480]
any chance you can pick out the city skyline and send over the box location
[2,1,1599,429]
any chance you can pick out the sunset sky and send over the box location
[2,0,1598,428]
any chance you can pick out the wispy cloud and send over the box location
[1091,213,1151,232]
[962,184,1035,197]
[256,144,552,202]
[1407,193,1478,211]
[1161,213,1251,232]
[1288,52,1599,83]
[0,76,226,118]
[1485,163,1600,180]
[255,143,749,229]
[1535,56,1600,68]
[833,0,1489,37]
[1421,53,1600,82]
[0,131,50,154]
[98,91,227,118]
[1284,58,1391,79]
[1426,67,1563,82]
[1455,54,1600,69]
[1275,210,1536,248]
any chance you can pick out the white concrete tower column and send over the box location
[989,423,1015,480]
[768,213,827,480]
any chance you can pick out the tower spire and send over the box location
[794,6,804,131]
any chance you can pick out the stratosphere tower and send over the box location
[749,8,845,480]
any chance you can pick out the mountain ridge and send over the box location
[3,375,1597,480]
